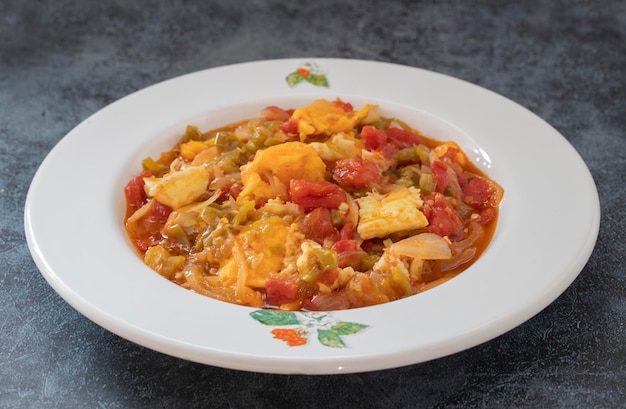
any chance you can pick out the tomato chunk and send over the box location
[431,161,449,193]
[440,146,460,163]
[332,158,381,189]
[422,193,464,239]
[265,278,299,305]
[279,118,299,135]
[361,125,388,151]
[462,176,492,208]
[260,105,292,122]
[129,200,172,253]
[361,125,400,159]
[317,268,339,287]
[124,170,152,212]
[385,127,425,148]
[332,239,364,268]
[149,201,173,224]
[332,100,353,112]
[288,179,347,212]
[298,207,339,244]
[477,207,496,225]
[339,222,355,241]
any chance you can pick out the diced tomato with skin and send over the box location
[135,237,159,253]
[265,278,299,305]
[361,125,425,152]
[149,201,173,224]
[279,118,299,135]
[422,193,464,239]
[131,200,173,252]
[217,183,243,202]
[332,239,363,268]
[332,239,359,254]
[360,125,399,159]
[332,100,353,112]
[124,170,153,212]
[380,143,399,160]
[217,184,232,201]
[440,146,460,163]
[124,171,173,252]
[385,127,425,148]
[477,207,496,225]
[430,161,449,193]
[298,207,339,244]
[332,158,381,189]
[457,172,468,187]
[317,268,339,287]
[229,184,243,200]
[288,179,347,212]
[339,223,354,241]
[260,106,292,122]
[361,125,388,151]
[462,176,492,208]
[425,207,463,239]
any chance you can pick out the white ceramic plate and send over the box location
[24,58,600,374]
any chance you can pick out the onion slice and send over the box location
[388,233,452,260]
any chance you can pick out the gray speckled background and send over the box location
[1,0,625,408]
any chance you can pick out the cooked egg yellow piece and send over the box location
[291,99,374,141]
[238,141,326,204]
[238,217,294,288]
[143,165,211,209]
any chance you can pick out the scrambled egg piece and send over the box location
[295,240,323,278]
[237,217,295,288]
[143,165,211,209]
[356,186,428,239]
[238,141,326,204]
[214,217,304,291]
[291,99,374,141]
[179,140,212,161]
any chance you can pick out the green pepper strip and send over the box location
[300,248,338,283]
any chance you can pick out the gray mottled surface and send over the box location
[1,0,625,407]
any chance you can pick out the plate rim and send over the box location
[23,58,601,374]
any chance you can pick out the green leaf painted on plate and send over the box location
[286,72,304,87]
[305,73,329,87]
[250,310,300,326]
[318,329,346,348]
[329,321,368,336]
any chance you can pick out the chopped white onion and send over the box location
[388,233,452,260]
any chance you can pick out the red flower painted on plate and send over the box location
[296,68,311,77]
[271,328,308,346]
[286,62,329,87]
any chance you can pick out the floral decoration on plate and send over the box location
[285,62,329,88]
[250,310,367,348]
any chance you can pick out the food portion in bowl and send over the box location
[124,99,503,311]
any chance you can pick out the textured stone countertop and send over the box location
[1,1,625,407]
